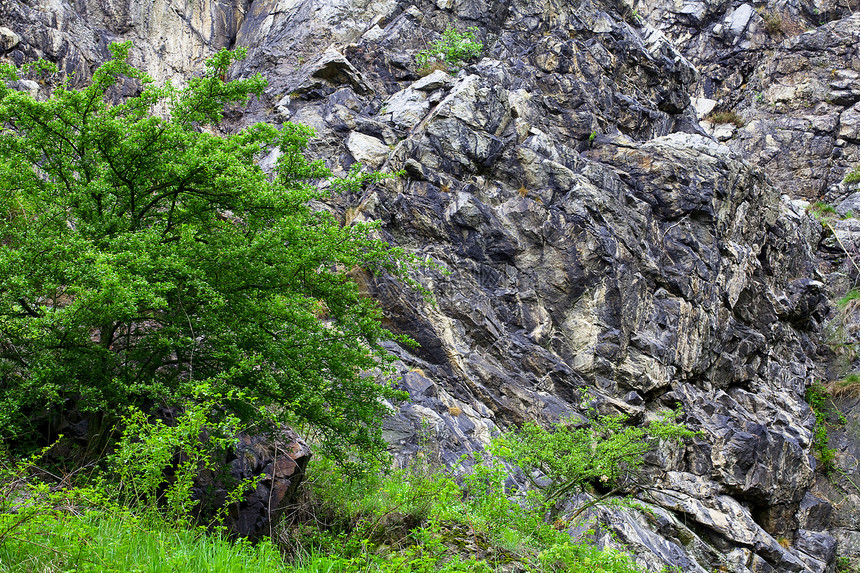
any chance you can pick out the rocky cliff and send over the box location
[4,0,860,570]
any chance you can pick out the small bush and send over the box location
[761,11,783,34]
[279,452,645,573]
[806,382,838,474]
[415,27,483,74]
[706,110,746,127]
[109,387,259,524]
[490,407,697,520]
[844,169,860,184]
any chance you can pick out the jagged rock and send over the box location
[345,131,390,167]
[797,492,834,531]
[795,530,838,565]
[2,0,847,569]
[412,69,453,91]
[0,27,20,51]
[383,85,430,130]
[221,428,311,539]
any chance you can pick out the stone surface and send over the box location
[3,0,855,569]
[221,428,311,539]
[346,131,390,167]
[0,27,20,51]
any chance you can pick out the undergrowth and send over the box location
[806,382,839,474]
[0,511,288,573]
[415,27,483,75]
[278,454,645,573]
[0,405,653,573]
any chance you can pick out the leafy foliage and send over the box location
[490,408,696,517]
[415,27,483,74]
[806,382,838,474]
[0,445,646,573]
[0,42,415,457]
[109,386,261,523]
[280,453,645,573]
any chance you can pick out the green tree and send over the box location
[0,42,414,459]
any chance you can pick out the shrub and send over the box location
[706,110,746,127]
[761,11,784,34]
[806,382,838,474]
[415,27,483,74]
[108,386,260,523]
[279,452,645,573]
[490,408,696,520]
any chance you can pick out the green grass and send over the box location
[806,382,838,474]
[839,288,860,307]
[0,443,647,573]
[705,110,745,127]
[277,455,645,573]
[845,169,860,184]
[0,511,289,573]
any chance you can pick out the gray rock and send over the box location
[4,0,847,569]
[795,530,837,565]
[836,193,860,217]
[796,492,834,531]
[384,86,429,130]
[726,4,755,36]
[345,131,390,167]
[0,26,20,51]
[412,69,454,92]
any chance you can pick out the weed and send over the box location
[839,289,860,307]
[825,372,860,400]
[418,60,449,77]
[706,110,745,127]
[761,11,783,34]
[415,27,483,75]
[844,168,860,184]
[806,382,838,474]
[808,201,840,222]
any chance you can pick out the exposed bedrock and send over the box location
[1,0,850,570]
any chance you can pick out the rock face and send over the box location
[3,0,855,570]
[222,429,312,539]
[642,0,860,202]
[0,0,247,85]
[727,15,860,201]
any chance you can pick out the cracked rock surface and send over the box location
[5,0,860,570]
